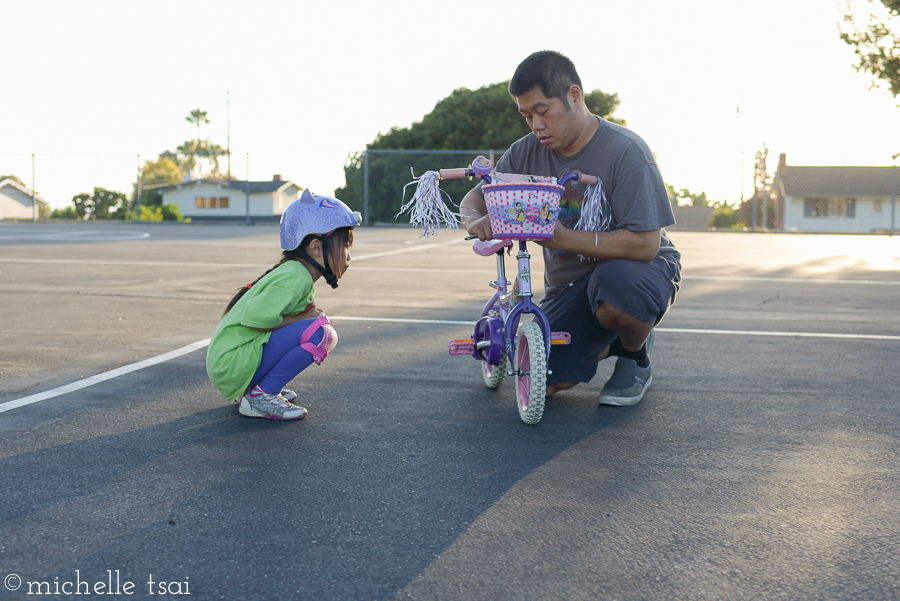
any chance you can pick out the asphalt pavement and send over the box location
[1,221,899,600]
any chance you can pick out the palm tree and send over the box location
[186,108,210,130]
[174,140,201,174]
[184,109,210,176]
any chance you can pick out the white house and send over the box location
[0,177,50,220]
[774,154,898,233]
[159,174,303,221]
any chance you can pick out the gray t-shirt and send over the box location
[480,116,679,295]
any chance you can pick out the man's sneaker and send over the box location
[599,330,654,406]
[239,392,307,420]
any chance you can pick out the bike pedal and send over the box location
[550,331,571,345]
[449,339,475,355]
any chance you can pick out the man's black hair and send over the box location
[508,50,582,108]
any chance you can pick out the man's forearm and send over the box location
[460,187,495,240]
[459,188,487,224]
[538,225,661,262]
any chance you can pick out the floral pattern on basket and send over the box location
[482,182,564,240]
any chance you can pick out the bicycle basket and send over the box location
[482,182,564,240]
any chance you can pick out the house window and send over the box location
[874,199,883,213]
[804,198,828,217]
[804,198,855,218]
[194,196,229,209]
[829,199,845,216]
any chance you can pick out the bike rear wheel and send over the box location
[482,352,507,389]
[515,320,547,425]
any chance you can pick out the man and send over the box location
[460,50,681,406]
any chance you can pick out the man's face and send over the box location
[515,86,581,155]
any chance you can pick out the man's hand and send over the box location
[534,219,572,251]
[465,214,494,241]
[459,188,493,241]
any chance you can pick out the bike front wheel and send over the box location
[515,320,547,425]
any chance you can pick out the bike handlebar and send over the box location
[439,167,474,179]
[558,172,598,186]
[437,156,598,186]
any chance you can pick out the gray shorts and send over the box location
[539,255,681,385]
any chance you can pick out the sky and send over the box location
[2,0,899,210]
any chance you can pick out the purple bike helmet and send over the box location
[280,189,362,288]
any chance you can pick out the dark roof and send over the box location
[669,204,714,230]
[158,178,297,194]
[776,165,894,198]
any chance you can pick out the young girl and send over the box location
[206,190,361,420]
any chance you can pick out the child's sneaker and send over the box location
[280,388,298,403]
[239,391,307,420]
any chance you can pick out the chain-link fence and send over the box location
[335,149,507,226]
[3,149,509,225]
[0,153,162,221]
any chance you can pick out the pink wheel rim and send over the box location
[483,361,494,378]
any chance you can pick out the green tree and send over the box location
[163,138,228,178]
[740,144,775,230]
[93,188,128,219]
[666,183,711,207]
[841,0,900,97]
[161,108,229,178]
[335,81,624,223]
[0,174,26,186]
[184,109,209,174]
[71,187,128,220]
[135,156,185,209]
[186,108,210,130]
[72,192,91,219]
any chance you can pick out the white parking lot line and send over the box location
[2,319,897,415]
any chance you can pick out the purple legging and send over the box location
[249,319,324,394]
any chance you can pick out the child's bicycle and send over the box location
[400,156,604,425]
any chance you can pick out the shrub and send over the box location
[708,205,742,230]
[160,203,184,221]
[50,206,79,219]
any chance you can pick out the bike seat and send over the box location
[472,239,513,256]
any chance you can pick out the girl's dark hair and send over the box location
[222,226,354,317]
[509,50,582,108]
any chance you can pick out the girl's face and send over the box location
[324,227,354,280]
[329,236,352,279]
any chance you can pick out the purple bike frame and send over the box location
[477,239,552,374]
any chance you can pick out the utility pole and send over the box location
[738,101,745,228]
[227,91,232,178]
[136,155,142,222]
[752,144,768,234]
[32,154,36,222]
[245,153,251,226]
[891,153,897,236]
[363,150,369,226]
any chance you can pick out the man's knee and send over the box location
[594,301,636,331]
